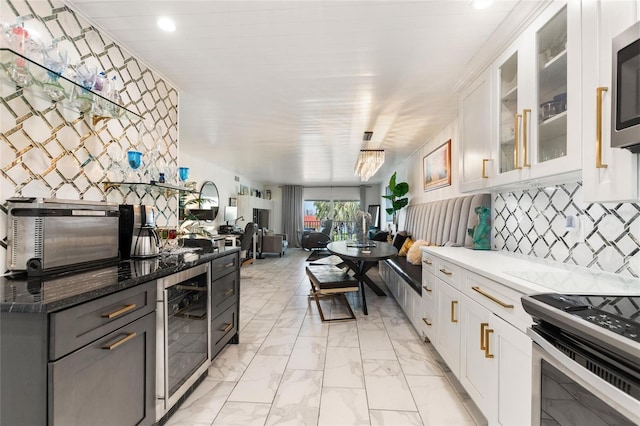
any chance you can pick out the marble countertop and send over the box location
[1,247,240,314]
[421,247,639,295]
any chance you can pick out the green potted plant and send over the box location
[382,172,409,229]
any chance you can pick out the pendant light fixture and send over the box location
[354,131,385,181]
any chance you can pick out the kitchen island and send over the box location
[0,246,240,426]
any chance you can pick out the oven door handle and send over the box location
[528,329,640,424]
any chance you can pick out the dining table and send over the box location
[326,240,398,315]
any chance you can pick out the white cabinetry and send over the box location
[460,295,531,426]
[490,0,582,188]
[427,250,532,425]
[460,69,493,192]
[581,0,640,202]
[434,276,462,376]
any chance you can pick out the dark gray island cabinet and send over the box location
[210,251,240,359]
[1,281,156,426]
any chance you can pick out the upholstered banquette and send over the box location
[383,194,491,295]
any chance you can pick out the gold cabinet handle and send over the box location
[222,262,235,268]
[102,332,136,350]
[514,114,522,170]
[101,303,136,319]
[596,87,608,169]
[439,268,452,276]
[484,328,494,358]
[423,259,433,266]
[480,322,489,350]
[422,318,432,326]
[224,288,234,296]
[220,323,233,333]
[422,285,432,293]
[471,286,514,309]
[451,300,458,323]
[482,159,490,178]
[522,109,531,167]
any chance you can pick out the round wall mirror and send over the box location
[198,181,219,220]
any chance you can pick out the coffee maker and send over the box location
[119,204,160,259]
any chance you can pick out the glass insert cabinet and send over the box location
[492,1,580,186]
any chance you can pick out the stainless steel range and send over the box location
[522,294,640,425]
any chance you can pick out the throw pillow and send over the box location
[371,231,389,242]
[399,237,414,256]
[407,239,430,265]
[392,231,410,251]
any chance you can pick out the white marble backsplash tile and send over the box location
[494,182,640,277]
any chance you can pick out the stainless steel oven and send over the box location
[523,294,640,426]
[156,263,210,420]
[611,20,640,152]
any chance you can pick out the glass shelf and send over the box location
[0,48,143,125]
[103,181,194,196]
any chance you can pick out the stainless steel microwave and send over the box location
[611,20,640,152]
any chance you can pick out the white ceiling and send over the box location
[67,0,542,186]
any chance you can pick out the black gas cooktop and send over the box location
[522,293,640,369]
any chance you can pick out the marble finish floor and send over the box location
[166,249,478,426]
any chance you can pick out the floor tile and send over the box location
[165,380,235,425]
[286,336,327,370]
[265,369,323,426]
[369,409,423,426]
[324,346,364,388]
[227,354,289,403]
[405,375,476,425]
[258,327,299,356]
[363,359,417,411]
[212,401,271,425]
[274,308,307,329]
[358,330,397,360]
[391,338,443,376]
[318,387,370,426]
[208,343,260,382]
[327,321,359,348]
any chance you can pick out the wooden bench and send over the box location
[305,265,359,322]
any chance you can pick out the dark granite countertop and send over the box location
[0,247,240,314]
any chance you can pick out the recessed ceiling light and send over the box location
[157,17,176,32]
[472,0,494,10]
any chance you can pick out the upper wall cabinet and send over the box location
[490,1,582,189]
[459,69,492,193]
[581,0,640,202]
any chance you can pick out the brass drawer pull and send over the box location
[522,109,531,167]
[471,286,514,309]
[596,87,608,169]
[422,285,432,293]
[423,259,433,266]
[101,303,136,319]
[439,268,452,276]
[422,318,432,326]
[482,159,490,178]
[224,288,234,296]
[484,328,494,358]
[480,322,489,350]
[220,323,233,333]
[451,301,458,323]
[223,262,235,268]
[102,332,136,351]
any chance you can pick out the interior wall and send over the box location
[381,118,464,231]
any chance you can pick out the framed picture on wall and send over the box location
[423,139,451,192]
[229,197,237,207]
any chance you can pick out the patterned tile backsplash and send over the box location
[494,182,640,278]
[1,0,179,270]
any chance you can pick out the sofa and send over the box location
[382,194,491,296]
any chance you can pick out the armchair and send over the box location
[259,230,288,257]
[300,219,333,250]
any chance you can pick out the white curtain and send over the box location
[281,185,304,247]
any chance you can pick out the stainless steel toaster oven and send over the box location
[6,198,120,275]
